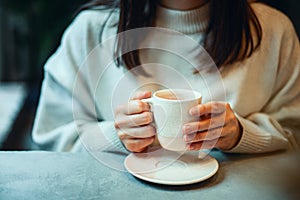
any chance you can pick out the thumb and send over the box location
[131,91,152,100]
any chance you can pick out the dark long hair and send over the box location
[80,0,262,69]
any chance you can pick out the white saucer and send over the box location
[124,150,219,185]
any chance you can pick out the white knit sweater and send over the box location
[32,2,300,153]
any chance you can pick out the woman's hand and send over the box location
[114,91,156,152]
[182,102,242,151]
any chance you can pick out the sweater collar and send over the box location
[155,2,210,34]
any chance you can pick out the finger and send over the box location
[183,127,223,143]
[115,111,153,128]
[182,112,226,134]
[117,131,133,141]
[123,137,155,153]
[119,125,156,138]
[131,91,152,100]
[115,100,150,115]
[189,102,228,117]
[187,138,223,151]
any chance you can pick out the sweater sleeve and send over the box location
[227,11,300,153]
[33,73,127,153]
[32,10,127,154]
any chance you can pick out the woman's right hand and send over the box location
[114,91,156,152]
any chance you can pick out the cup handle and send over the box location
[141,98,153,104]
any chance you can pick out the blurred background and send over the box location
[0,0,87,150]
[0,0,299,151]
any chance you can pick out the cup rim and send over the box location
[153,89,202,102]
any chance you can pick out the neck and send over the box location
[158,0,208,11]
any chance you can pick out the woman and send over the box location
[32,0,300,154]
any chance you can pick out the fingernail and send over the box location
[189,108,198,116]
[143,91,151,96]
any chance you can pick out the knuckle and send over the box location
[119,133,145,152]
[126,140,139,152]
[127,140,147,152]
[114,122,120,129]
[115,118,127,128]
[117,131,128,141]
[114,121,121,129]
[117,130,123,138]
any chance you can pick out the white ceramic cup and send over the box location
[142,89,202,152]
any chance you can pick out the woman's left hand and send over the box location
[182,102,242,151]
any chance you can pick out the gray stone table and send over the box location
[0,150,299,200]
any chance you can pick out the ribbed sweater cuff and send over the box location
[99,121,129,154]
[226,115,272,153]
[75,121,129,154]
